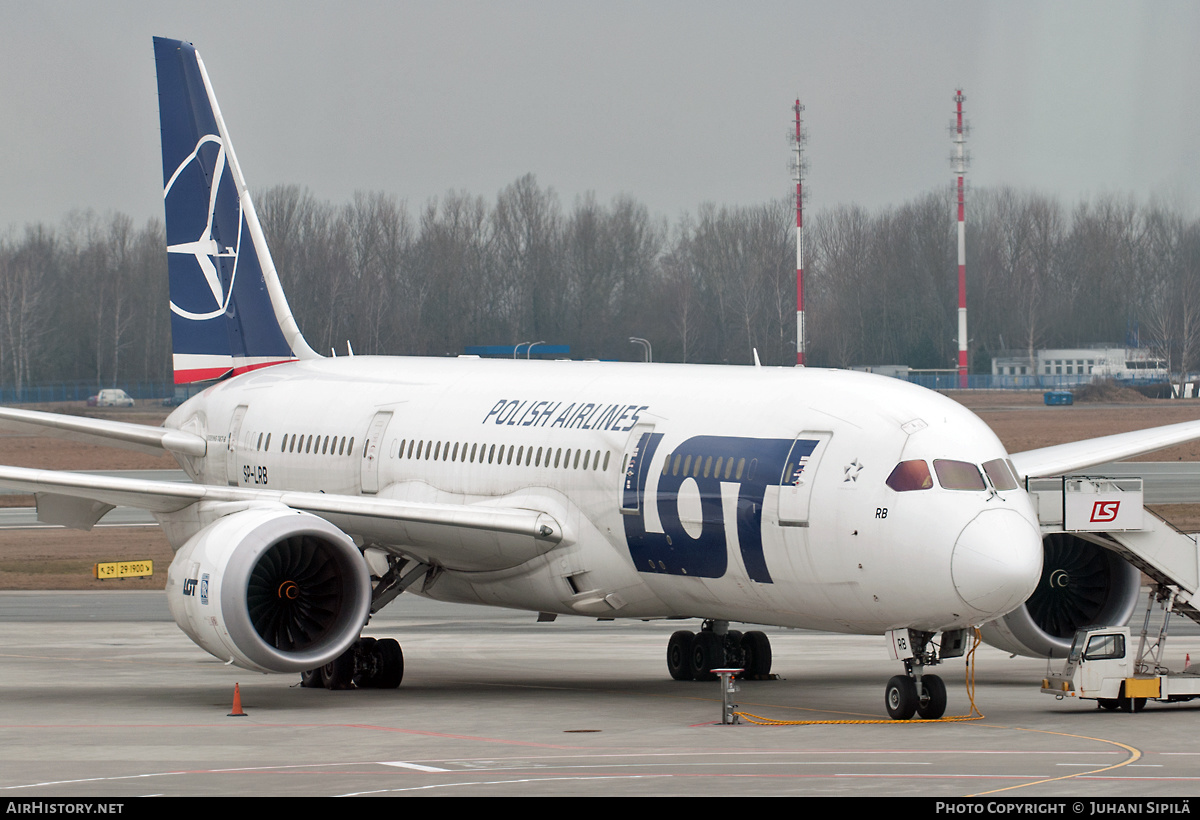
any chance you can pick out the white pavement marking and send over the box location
[380,761,452,773]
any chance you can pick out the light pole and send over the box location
[629,337,652,363]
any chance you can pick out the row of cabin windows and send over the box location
[660,451,755,483]
[252,431,356,457]
[394,438,612,472]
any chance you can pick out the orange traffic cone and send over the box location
[228,683,247,717]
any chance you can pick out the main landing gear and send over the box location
[300,636,404,690]
[666,620,773,681]
[883,628,967,720]
[300,555,430,690]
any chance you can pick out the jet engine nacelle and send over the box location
[978,532,1141,659]
[166,507,372,673]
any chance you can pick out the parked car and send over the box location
[87,389,135,408]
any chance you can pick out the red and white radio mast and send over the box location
[952,89,969,388]
[791,99,807,367]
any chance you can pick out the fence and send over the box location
[0,381,178,406]
[0,372,1183,405]
[905,373,1174,392]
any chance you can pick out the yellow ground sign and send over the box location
[93,560,154,580]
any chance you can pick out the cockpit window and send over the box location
[933,459,986,491]
[982,458,1019,491]
[886,460,933,492]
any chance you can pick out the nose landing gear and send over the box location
[884,670,948,720]
[884,628,964,720]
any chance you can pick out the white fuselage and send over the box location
[166,357,1044,636]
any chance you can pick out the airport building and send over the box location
[865,346,1173,391]
[990,346,1168,387]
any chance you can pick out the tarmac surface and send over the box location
[3,591,1200,798]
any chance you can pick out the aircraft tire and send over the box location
[740,631,772,678]
[372,638,404,689]
[323,649,355,690]
[351,637,376,687]
[916,674,947,719]
[885,675,918,720]
[723,630,745,669]
[667,631,695,681]
[690,632,723,681]
[300,668,324,688]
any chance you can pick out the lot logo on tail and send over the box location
[164,134,241,323]
[154,37,302,384]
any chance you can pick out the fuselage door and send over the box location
[225,404,248,486]
[360,410,393,494]
[620,422,657,515]
[777,431,831,526]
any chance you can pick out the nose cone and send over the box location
[951,508,1043,618]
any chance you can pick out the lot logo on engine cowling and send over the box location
[622,434,816,584]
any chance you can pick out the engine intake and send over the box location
[168,507,372,673]
[979,532,1141,658]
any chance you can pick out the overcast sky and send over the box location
[3,1,1199,235]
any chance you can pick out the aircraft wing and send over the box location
[1010,418,1200,479]
[0,407,206,457]
[0,465,562,572]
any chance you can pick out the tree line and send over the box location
[1,177,1198,390]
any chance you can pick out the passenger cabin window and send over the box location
[933,459,986,491]
[886,460,933,492]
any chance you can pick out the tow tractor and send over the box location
[1042,586,1200,711]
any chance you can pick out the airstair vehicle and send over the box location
[1031,475,1200,711]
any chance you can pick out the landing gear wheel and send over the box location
[689,631,723,682]
[916,674,947,719]
[740,631,772,679]
[667,631,695,681]
[351,637,377,687]
[371,638,404,689]
[323,649,355,690]
[885,674,918,720]
[724,630,745,670]
[300,668,324,688]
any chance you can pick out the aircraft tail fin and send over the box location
[153,37,319,384]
